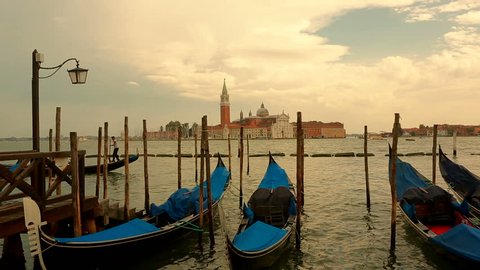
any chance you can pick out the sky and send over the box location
[1,0,480,137]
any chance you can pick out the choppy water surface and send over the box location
[2,137,480,269]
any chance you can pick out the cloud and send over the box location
[127,81,140,87]
[454,10,480,25]
[3,0,480,136]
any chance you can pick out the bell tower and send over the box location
[220,79,230,126]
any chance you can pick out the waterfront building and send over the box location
[207,80,345,139]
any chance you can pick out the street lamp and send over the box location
[32,49,88,151]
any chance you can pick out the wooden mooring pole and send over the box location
[96,127,102,197]
[389,113,400,251]
[239,127,244,209]
[55,106,61,195]
[432,124,438,185]
[103,122,109,199]
[124,116,130,221]
[247,135,250,176]
[198,123,206,250]
[48,128,53,187]
[143,120,150,215]
[228,133,232,179]
[70,132,82,237]
[203,115,215,247]
[195,133,198,185]
[178,126,182,189]
[364,125,371,210]
[296,111,304,250]
[453,130,457,157]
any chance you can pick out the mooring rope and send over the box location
[174,220,204,232]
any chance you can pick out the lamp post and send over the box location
[32,49,88,151]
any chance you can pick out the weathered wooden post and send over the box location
[247,134,250,175]
[198,123,206,250]
[143,120,150,215]
[124,116,130,221]
[195,133,198,185]
[178,126,182,189]
[70,132,82,237]
[48,128,53,187]
[364,125,371,210]
[432,124,438,185]
[228,133,232,179]
[389,113,400,251]
[239,127,244,209]
[55,107,61,195]
[95,127,102,198]
[203,115,215,247]
[55,107,61,152]
[296,112,304,250]
[453,130,457,157]
[49,129,53,152]
[103,122,109,199]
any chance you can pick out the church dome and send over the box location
[256,102,269,117]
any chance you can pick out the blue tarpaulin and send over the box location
[150,188,194,220]
[394,158,431,200]
[56,218,159,243]
[232,221,287,252]
[430,223,480,262]
[151,159,230,221]
[258,160,290,190]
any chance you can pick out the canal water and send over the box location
[2,136,480,269]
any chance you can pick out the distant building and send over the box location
[206,80,346,139]
[403,124,480,137]
[300,121,346,138]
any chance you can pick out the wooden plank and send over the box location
[0,150,85,161]
[0,196,99,238]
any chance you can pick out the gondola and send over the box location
[23,156,230,269]
[391,154,480,264]
[227,153,296,269]
[84,154,139,174]
[439,146,480,216]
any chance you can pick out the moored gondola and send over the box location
[227,153,296,269]
[23,156,230,269]
[439,146,480,217]
[391,154,480,264]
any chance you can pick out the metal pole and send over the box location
[32,50,40,151]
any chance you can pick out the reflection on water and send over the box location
[2,137,480,269]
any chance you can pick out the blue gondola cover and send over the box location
[150,161,230,221]
[56,218,159,243]
[430,223,480,262]
[232,221,287,252]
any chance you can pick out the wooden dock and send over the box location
[0,148,102,266]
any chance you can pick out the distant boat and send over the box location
[84,154,139,174]
[405,138,415,141]
[390,153,480,263]
[227,153,296,269]
[23,156,230,269]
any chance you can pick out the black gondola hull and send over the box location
[40,204,217,269]
[84,154,139,174]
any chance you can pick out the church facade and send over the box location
[208,80,345,139]
[208,80,294,139]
